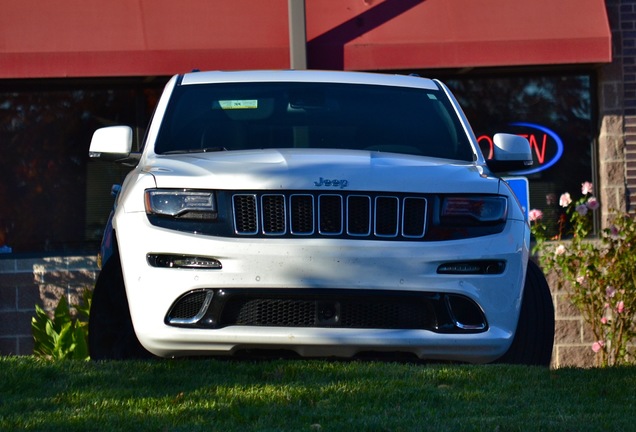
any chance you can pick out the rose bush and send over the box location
[530,182,636,366]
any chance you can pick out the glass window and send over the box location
[443,73,596,237]
[0,79,165,254]
[0,73,595,253]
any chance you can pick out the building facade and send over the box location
[0,0,631,366]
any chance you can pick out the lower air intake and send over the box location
[165,289,488,334]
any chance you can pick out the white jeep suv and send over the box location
[88,70,554,365]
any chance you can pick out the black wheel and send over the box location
[89,249,153,360]
[495,259,555,366]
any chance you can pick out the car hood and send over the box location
[142,148,498,193]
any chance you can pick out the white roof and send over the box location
[180,69,438,90]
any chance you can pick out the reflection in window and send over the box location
[0,80,165,254]
[444,74,595,237]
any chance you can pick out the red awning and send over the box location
[307,0,613,70]
[0,0,612,79]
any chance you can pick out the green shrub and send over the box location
[31,289,91,361]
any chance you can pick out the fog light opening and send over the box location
[445,295,487,331]
[147,254,222,269]
[167,290,215,325]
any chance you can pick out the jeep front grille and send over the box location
[232,192,427,239]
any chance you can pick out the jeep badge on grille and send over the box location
[314,177,349,188]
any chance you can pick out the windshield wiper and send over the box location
[161,147,228,155]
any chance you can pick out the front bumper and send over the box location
[114,211,529,363]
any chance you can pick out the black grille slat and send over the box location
[340,301,426,328]
[219,295,433,329]
[233,195,258,234]
[290,195,314,234]
[347,195,371,235]
[232,192,427,239]
[319,195,343,234]
[375,196,399,236]
[228,299,316,327]
[262,195,286,234]
[403,197,427,238]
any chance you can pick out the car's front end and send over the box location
[89,70,552,364]
[114,147,528,362]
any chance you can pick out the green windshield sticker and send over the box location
[215,100,259,110]
[427,94,438,100]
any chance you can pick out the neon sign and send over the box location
[477,122,564,175]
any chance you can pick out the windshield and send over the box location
[154,81,475,161]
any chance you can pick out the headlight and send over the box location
[145,189,217,220]
[441,196,507,225]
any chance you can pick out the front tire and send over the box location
[88,250,153,360]
[496,259,555,366]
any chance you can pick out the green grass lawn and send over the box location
[1,356,634,431]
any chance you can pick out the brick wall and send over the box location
[615,1,636,211]
[545,269,597,368]
[0,256,97,355]
[602,0,636,214]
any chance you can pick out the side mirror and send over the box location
[486,133,532,173]
[89,126,140,164]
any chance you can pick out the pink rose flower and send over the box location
[617,301,625,314]
[581,182,593,195]
[559,192,572,207]
[528,209,543,222]
[601,317,608,325]
[555,244,566,256]
[592,341,604,353]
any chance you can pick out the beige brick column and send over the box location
[598,114,627,225]
[546,270,596,368]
